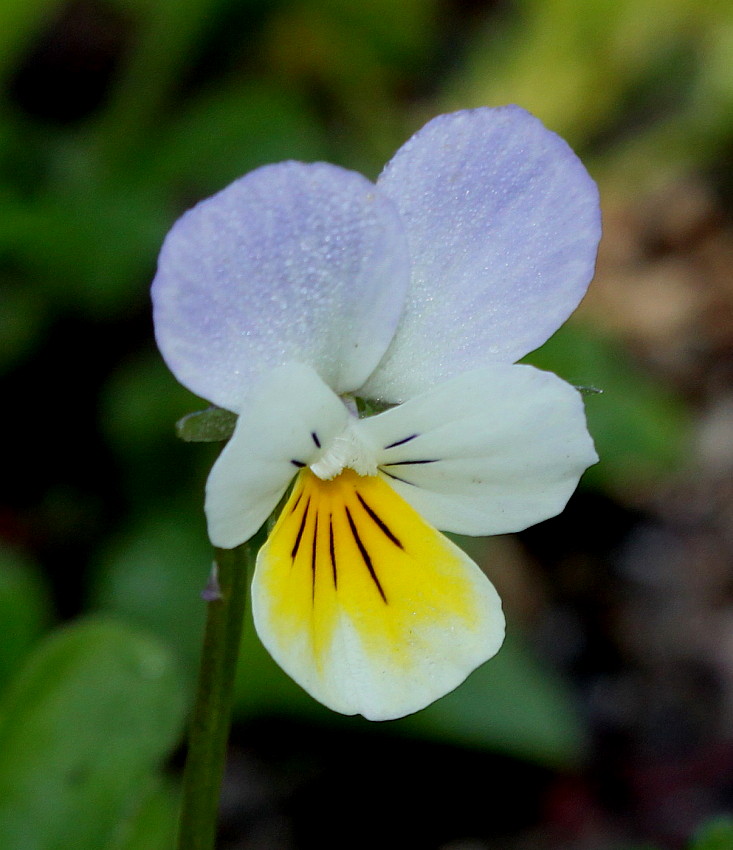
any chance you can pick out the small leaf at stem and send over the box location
[175,408,237,442]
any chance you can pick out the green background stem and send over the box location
[176,543,252,850]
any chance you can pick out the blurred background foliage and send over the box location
[1,0,733,848]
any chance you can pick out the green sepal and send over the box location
[175,407,237,442]
[354,396,394,418]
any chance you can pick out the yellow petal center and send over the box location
[256,468,487,673]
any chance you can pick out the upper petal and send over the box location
[152,161,411,411]
[205,363,349,548]
[361,106,601,402]
[357,364,598,536]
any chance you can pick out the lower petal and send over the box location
[251,469,505,721]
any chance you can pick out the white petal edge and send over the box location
[361,106,602,402]
[152,161,411,411]
[205,363,348,548]
[357,364,598,536]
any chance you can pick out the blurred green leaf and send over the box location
[0,545,53,694]
[90,511,210,683]
[145,83,327,193]
[689,816,733,850]
[262,0,435,171]
[0,0,66,84]
[15,186,169,317]
[102,354,201,452]
[176,407,237,443]
[107,778,179,850]
[91,0,230,167]
[0,181,168,318]
[305,0,438,66]
[0,617,185,850]
[443,0,709,145]
[526,324,692,498]
[100,352,214,503]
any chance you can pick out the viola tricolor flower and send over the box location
[152,106,600,721]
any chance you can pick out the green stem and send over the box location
[176,542,253,850]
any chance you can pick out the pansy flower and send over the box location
[152,106,600,721]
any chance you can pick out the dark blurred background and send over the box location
[2,1,733,848]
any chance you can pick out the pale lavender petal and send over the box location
[152,162,410,411]
[360,106,601,402]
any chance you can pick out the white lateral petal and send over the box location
[357,364,598,536]
[361,106,601,402]
[205,363,348,548]
[152,161,410,411]
[252,469,505,720]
